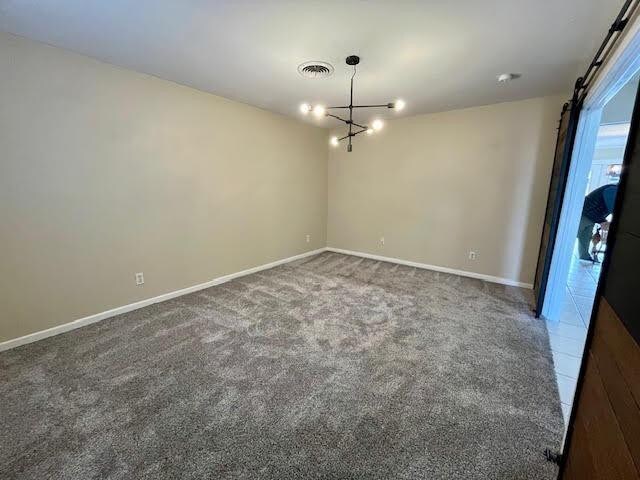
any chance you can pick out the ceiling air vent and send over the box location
[298,61,334,79]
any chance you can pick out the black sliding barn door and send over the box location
[533,100,581,317]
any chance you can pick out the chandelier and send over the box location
[299,55,405,152]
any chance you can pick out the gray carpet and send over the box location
[0,252,563,479]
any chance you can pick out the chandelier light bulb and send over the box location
[366,128,374,135]
[330,136,339,147]
[372,119,384,131]
[299,103,311,115]
[313,105,326,117]
[394,99,406,111]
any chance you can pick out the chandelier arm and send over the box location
[327,103,392,110]
[352,104,393,109]
[335,126,368,144]
[351,121,368,130]
[326,112,350,123]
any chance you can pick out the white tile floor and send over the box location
[544,253,601,428]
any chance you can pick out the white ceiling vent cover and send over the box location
[298,61,334,79]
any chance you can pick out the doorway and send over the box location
[542,71,640,430]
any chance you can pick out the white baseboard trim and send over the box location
[326,247,533,289]
[0,248,327,352]
[1,246,531,352]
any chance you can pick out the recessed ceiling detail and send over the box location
[297,61,334,79]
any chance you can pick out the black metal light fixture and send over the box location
[299,55,405,152]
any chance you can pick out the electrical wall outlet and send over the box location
[306,234,311,243]
[468,251,477,260]
[380,237,385,246]
[135,272,144,285]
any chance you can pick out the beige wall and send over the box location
[328,95,566,285]
[0,31,567,344]
[0,32,327,342]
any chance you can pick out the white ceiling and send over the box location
[0,0,626,126]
